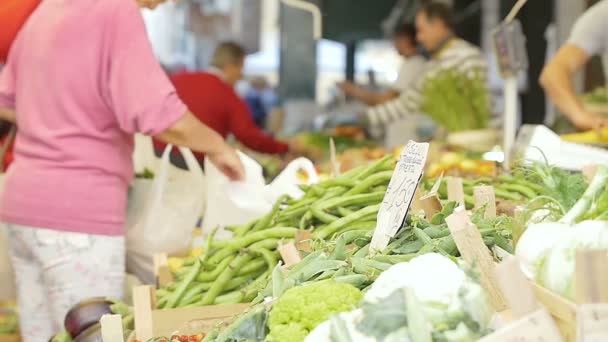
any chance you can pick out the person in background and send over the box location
[339,23,426,106]
[153,42,290,169]
[361,2,488,126]
[0,0,244,340]
[245,76,277,129]
[0,0,40,171]
[540,0,608,130]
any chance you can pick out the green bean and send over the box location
[300,211,315,229]
[314,192,385,212]
[234,220,257,237]
[373,254,417,264]
[251,195,288,233]
[337,207,355,216]
[249,247,278,271]
[178,282,208,306]
[354,155,393,180]
[422,225,450,239]
[344,171,393,196]
[213,290,245,305]
[165,260,202,309]
[201,227,219,264]
[493,188,522,201]
[354,244,370,257]
[310,207,340,224]
[334,221,377,237]
[497,183,537,199]
[206,229,295,265]
[197,256,235,282]
[318,178,357,188]
[201,253,253,305]
[313,204,381,240]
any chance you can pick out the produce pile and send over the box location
[425,151,497,178]
[516,165,608,300]
[306,253,493,342]
[420,68,490,132]
[157,155,514,313]
[51,298,134,342]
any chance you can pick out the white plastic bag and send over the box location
[127,143,205,284]
[202,152,318,239]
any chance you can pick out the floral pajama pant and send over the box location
[5,224,125,342]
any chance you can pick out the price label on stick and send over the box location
[371,141,429,253]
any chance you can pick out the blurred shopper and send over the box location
[540,0,608,130]
[0,0,244,340]
[245,76,278,129]
[154,42,289,169]
[360,2,488,127]
[339,23,426,106]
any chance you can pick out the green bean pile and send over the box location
[156,156,396,309]
[424,175,544,209]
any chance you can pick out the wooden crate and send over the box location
[530,282,576,341]
[0,335,20,342]
[133,286,249,341]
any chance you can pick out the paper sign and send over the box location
[479,309,564,342]
[577,304,608,342]
[370,141,429,252]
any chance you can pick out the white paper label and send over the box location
[578,304,608,342]
[479,309,563,342]
[370,141,429,252]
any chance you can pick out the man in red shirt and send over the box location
[154,42,289,168]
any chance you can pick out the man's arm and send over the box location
[340,82,399,106]
[539,44,605,129]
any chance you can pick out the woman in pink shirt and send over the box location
[0,0,244,340]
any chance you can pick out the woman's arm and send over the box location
[0,107,15,123]
[157,111,245,180]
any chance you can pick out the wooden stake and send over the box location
[479,309,564,342]
[133,286,155,342]
[446,208,506,310]
[295,230,313,253]
[495,256,539,318]
[473,185,497,219]
[575,250,608,304]
[447,177,465,207]
[100,314,125,342]
[278,241,302,268]
[154,253,173,288]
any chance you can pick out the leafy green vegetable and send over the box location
[420,68,490,132]
[266,280,362,342]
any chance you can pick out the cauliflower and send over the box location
[266,280,362,342]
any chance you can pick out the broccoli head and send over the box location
[266,280,362,342]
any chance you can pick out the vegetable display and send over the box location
[306,253,494,342]
[157,156,396,309]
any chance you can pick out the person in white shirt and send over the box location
[339,23,426,106]
[540,0,608,130]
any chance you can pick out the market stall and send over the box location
[3,1,608,342]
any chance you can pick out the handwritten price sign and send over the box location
[371,141,429,252]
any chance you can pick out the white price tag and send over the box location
[479,309,563,342]
[577,304,608,342]
[370,141,429,252]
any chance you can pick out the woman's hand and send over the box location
[136,0,168,9]
[207,145,246,181]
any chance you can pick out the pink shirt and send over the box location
[0,0,186,235]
